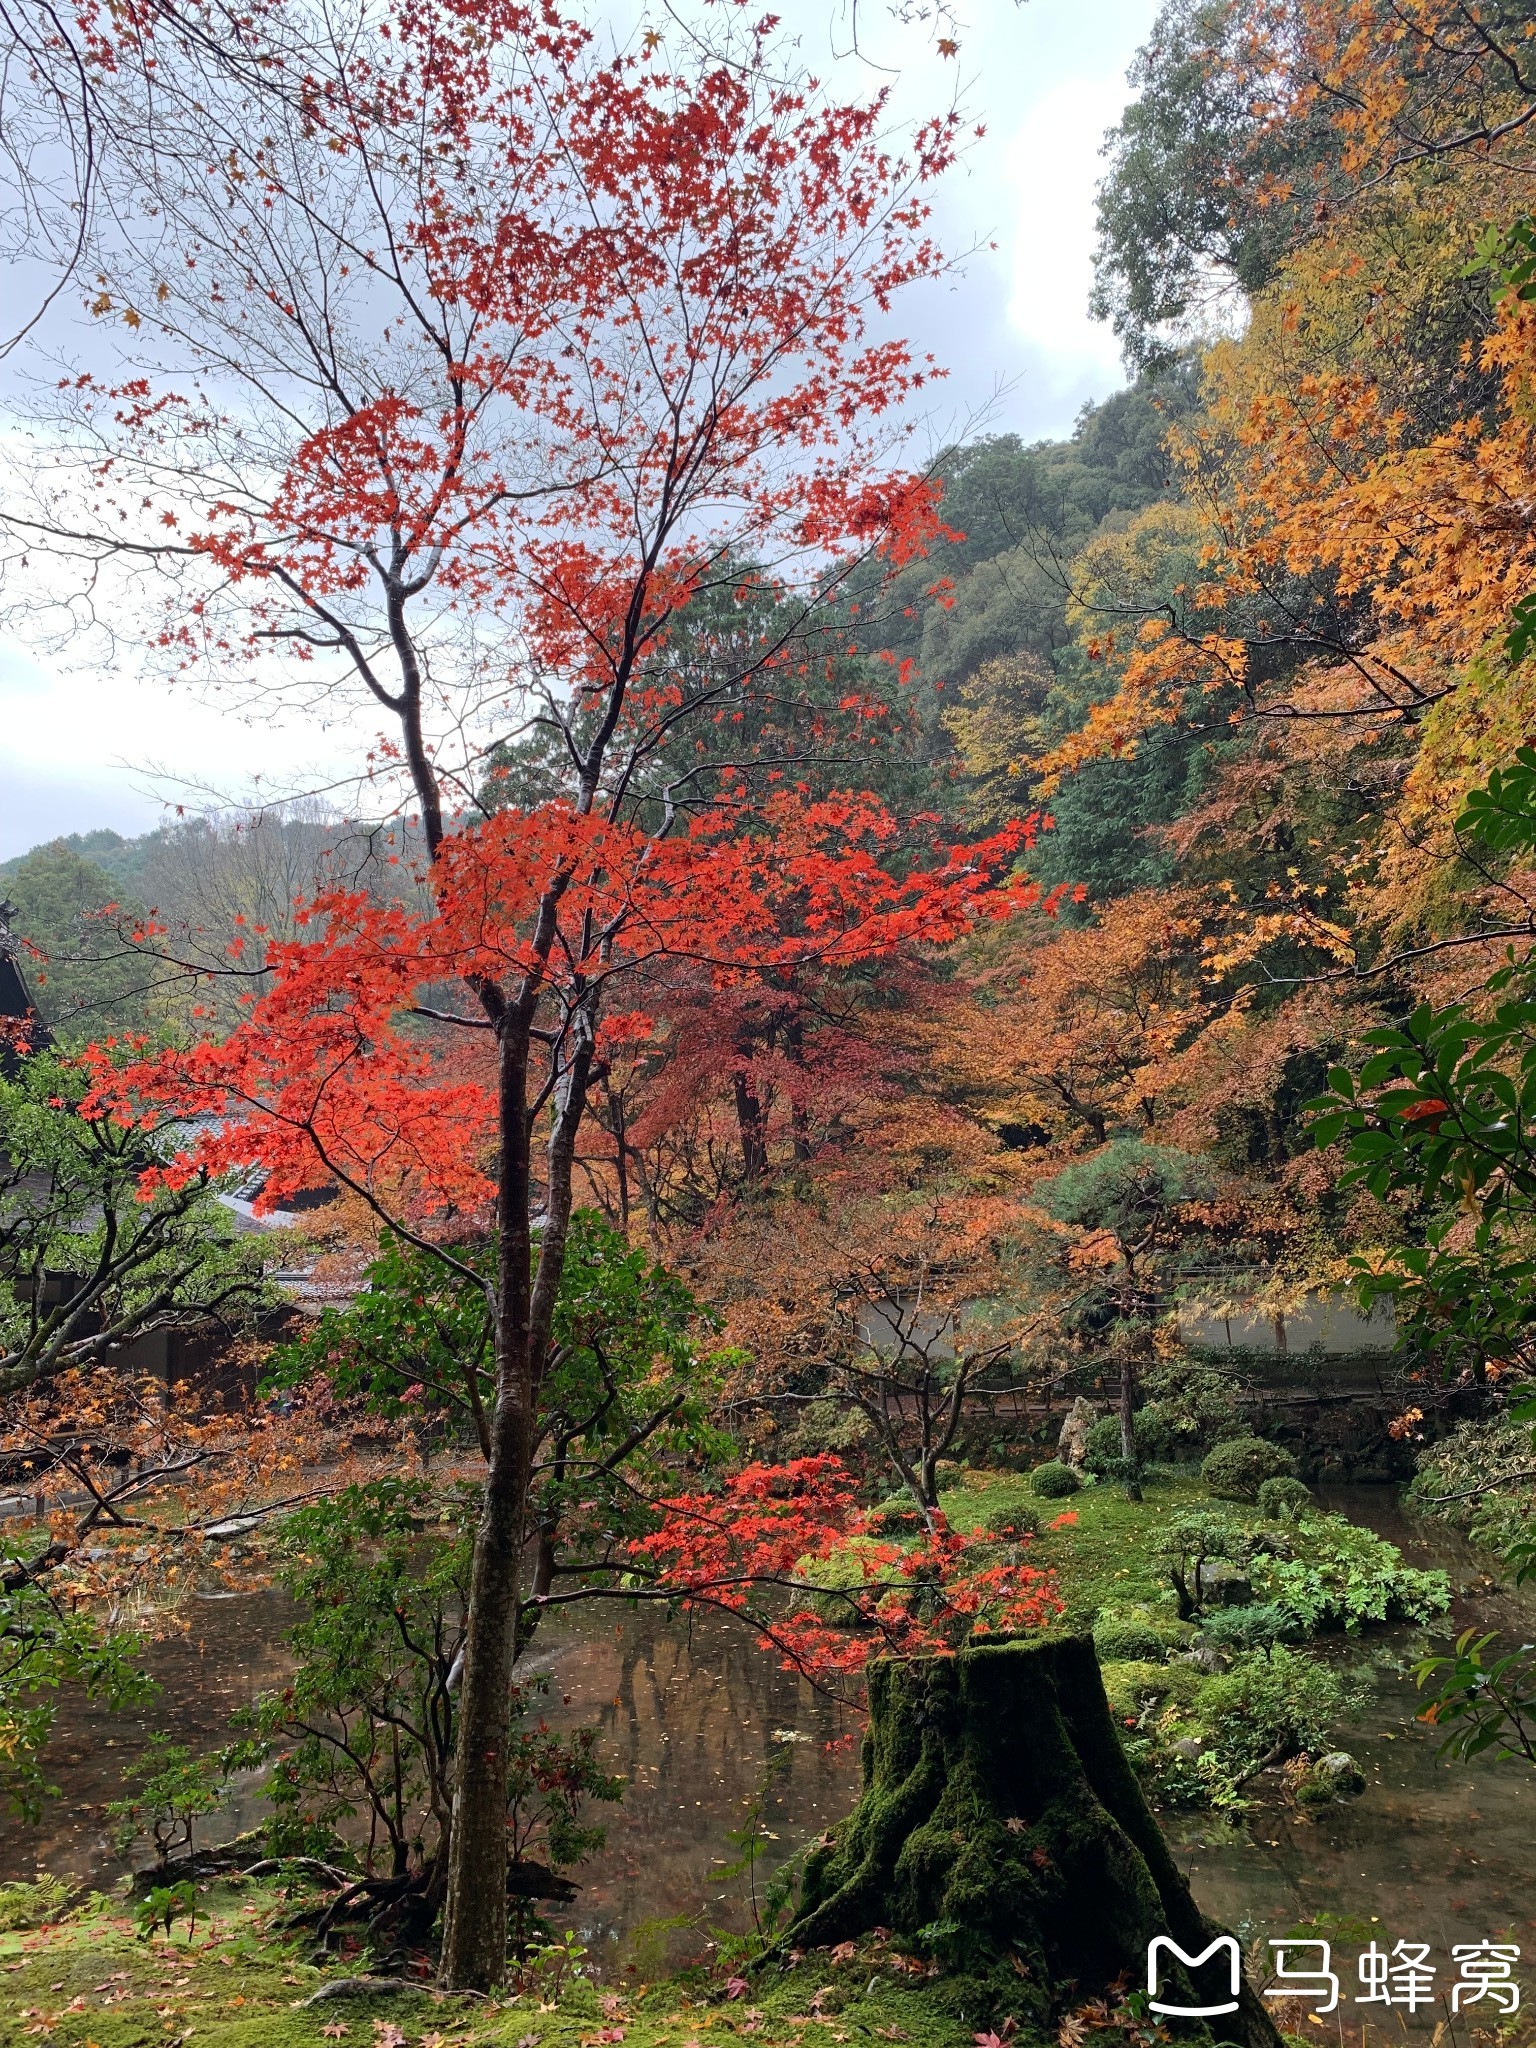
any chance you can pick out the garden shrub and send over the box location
[1082,1415,1127,1474]
[1191,1645,1367,1803]
[1250,1513,1449,1632]
[979,1498,1038,1540]
[1201,1435,1297,1501]
[867,1496,926,1535]
[1408,1417,1536,1552]
[1031,1460,1081,1498]
[1093,1615,1167,1663]
[1196,1601,1298,1650]
[1258,1475,1314,1522]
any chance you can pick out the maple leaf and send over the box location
[373,2024,405,2048]
[320,2029,349,2040]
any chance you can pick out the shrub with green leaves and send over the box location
[1031,1460,1081,1499]
[1251,1513,1449,1633]
[979,1498,1037,1540]
[1093,1616,1167,1664]
[242,1479,621,1950]
[107,1734,230,1873]
[1196,1602,1297,1651]
[1082,1416,1126,1475]
[1201,1435,1297,1501]
[1257,1476,1314,1522]
[1191,1645,1367,1804]
[1154,1508,1246,1618]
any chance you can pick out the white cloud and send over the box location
[0,0,1164,845]
[1002,71,1132,398]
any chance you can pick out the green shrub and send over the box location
[1201,1435,1297,1502]
[1257,1475,1314,1522]
[867,1495,926,1535]
[1192,1645,1367,1802]
[1251,1513,1450,1633]
[1131,1403,1185,1463]
[1031,1460,1081,1499]
[1082,1416,1126,1473]
[1197,1602,1298,1650]
[1093,1616,1167,1663]
[979,1498,1037,1540]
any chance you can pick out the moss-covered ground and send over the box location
[0,1889,975,2048]
[935,1467,1209,1628]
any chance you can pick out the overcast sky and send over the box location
[0,0,1162,862]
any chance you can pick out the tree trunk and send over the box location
[439,1020,537,1991]
[790,1636,1281,2048]
[438,1463,526,1986]
[1119,1351,1141,1503]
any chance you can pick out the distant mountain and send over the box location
[0,826,163,894]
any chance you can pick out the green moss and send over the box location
[1099,1659,1201,1719]
[0,1887,983,2048]
[788,1637,1280,2048]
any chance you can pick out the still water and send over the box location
[5,1490,1534,1979]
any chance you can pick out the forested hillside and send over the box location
[8,0,1536,2013]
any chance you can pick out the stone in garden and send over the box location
[1195,1558,1253,1606]
[1058,1396,1100,1468]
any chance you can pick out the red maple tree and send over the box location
[30,0,1036,1983]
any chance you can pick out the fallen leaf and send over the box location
[373,2025,405,2048]
[321,2026,350,2040]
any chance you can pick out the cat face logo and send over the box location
[1146,1934,1241,2017]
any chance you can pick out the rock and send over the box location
[302,1979,412,2005]
[1195,1558,1252,1607]
[1057,1396,1100,1469]
[1172,1646,1223,1673]
[1312,1751,1365,1797]
[1170,1736,1206,1761]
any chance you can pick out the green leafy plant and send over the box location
[513,1930,588,1999]
[0,1876,73,1932]
[1257,1476,1314,1522]
[1415,1629,1536,1767]
[1251,1514,1449,1634]
[0,1545,154,1822]
[1311,755,1536,1384]
[134,1880,198,1943]
[107,1736,229,1874]
[243,1477,620,1947]
[1200,1435,1296,1502]
[1154,1509,1245,1618]
[1031,1460,1081,1499]
[1191,1646,1365,1806]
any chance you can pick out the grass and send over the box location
[935,1467,1209,1629]
[0,1886,977,2048]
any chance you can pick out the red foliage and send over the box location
[85,793,1040,1219]
[625,1454,1062,1687]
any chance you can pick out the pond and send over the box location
[1167,1487,1536,1972]
[6,1487,1534,1990]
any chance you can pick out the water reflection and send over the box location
[1171,1488,1536,1971]
[0,1591,862,1965]
[7,1491,1535,1994]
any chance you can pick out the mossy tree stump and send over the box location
[789,1636,1280,2048]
